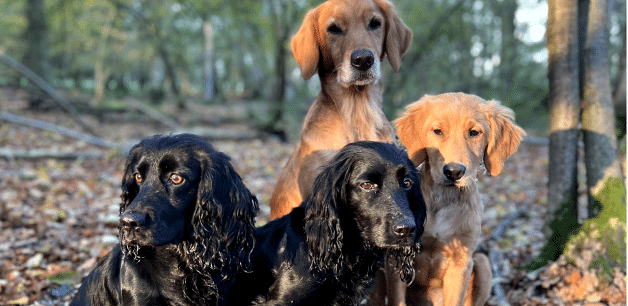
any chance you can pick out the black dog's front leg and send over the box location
[255,267,322,306]
[70,246,123,306]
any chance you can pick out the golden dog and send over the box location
[373,93,526,306]
[269,0,412,220]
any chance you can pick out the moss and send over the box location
[565,177,626,274]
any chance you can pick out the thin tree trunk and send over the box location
[612,32,626,113]
[93,8,116,107]
[581,0,623,214]
[546,0,581,224]
[499,0,518,89]
[22,0,50,81]
[203,21,215,102]
[157,46,185,110]
[265,0,289,131]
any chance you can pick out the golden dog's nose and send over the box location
[443,163,466,181]
[351,49,374,71]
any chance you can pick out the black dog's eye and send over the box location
[359,182,378,191]
[170,174,184,185]
[401,179,413,190]
[134,173,143,183]
[368,18,381,30]
[433,129,443,136]
[327,24,342,34]
[469,129,481,137]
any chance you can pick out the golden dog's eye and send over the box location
[469,129,481,137]
[360,182,378,191]
[134,173,143,183]
[170,174,183,185]
[433,129,443,136]
[401,179,413,190]
[368,18,381,30]
[327,24,342,34]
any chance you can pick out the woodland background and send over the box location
[0,0,626,305]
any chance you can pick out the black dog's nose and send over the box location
[394,224,416,237]
[120,211,146,229]
[443,163,466,181]
[351,49,375,71]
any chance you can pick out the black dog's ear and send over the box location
[185,148,259,279]
[406,162,426,244]
[304,149,356,275]
[120,144,143,214]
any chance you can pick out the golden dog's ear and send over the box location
[394,95,431,166]
[484,100,526,176]
[291,8,320,80]
[375,0,412,72]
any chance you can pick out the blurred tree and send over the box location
[22,0,50,81]
[185,0,224,102]
[522,0,581,271]
[264,0,301,133]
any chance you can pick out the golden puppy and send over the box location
[380,93,526,306]
[269,0,412,220]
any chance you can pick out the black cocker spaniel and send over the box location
[229,141,427,306]
[70,134,259,306]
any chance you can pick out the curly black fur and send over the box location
[228,141,427,306]
[71,134,258,306]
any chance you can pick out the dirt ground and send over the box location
[0,87,625,305]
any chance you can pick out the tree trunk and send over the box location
[203,21,215,102]
[93,8,116,107]
[499,0,518,90]
[581,0,623,214]
[523,0,581,270]
[612,32,626,114]
[22,0,50,81]
[157,46,185,110]
[93,60,111,106]
[264,0,289,132]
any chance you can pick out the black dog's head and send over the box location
[304,141,426,280]
[119,134,258,276]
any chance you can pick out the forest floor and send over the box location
[0,86,625,305]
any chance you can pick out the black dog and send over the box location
[229,141,427,306]
[70,134,258,306]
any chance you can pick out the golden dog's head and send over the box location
[395,93,526,186]
[291,0,412,85]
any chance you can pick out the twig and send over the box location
[0,51,97,136]
[0,148,107,160]
[0,112,119,149]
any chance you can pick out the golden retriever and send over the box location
[269,0,412,220]
[371,93,526,306]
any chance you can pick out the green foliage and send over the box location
[0,0,625,133]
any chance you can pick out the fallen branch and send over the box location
[124,98,181,130]
[176,128,261,141]
[0,148,107,160]
[0,51,97,136]
[1,112,119,149]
